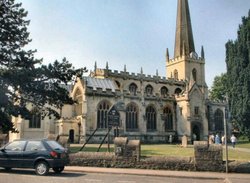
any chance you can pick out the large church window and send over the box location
[162,107,173,131]
[145,85,153,96]
[214,109,224,131]
[160,86,168,97]
[74,88,83,116]
[29,108,41,128]
[146,106,157,131]
[97,101,111,129]
[174,69,178,80]
[192,68,197,81]
[129,83,137,96]
[126,103,138,130]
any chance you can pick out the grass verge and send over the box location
[70,143,250,161]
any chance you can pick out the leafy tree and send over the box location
[226,11,250,140]
[0,0,87,133]
[209,73,228,102]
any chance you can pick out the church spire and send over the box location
[174,0,195,58]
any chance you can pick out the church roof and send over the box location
[85,77,118,92]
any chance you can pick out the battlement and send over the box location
[104,69,185,85]
[168,55,205,63]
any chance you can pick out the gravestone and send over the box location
[47,134,58,141]
[182,135,188,147]
[57,136,69,149]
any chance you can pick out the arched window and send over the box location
[146,106,157,131]
[126,103,138,130]
[192,68,197,81]
[162,107,173,131]
[174,69,178,80]
[74,88,83,116]
[214,109,224,131]
[97,101,111,129]
[29,108,41,128]
[129,83,137,96]
[145,85,153,96]
[174,88,182,95]
[160,86,168,97]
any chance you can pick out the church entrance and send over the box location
[192,124,201,141]
[69,129,74,143]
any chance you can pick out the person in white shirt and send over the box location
[230,134,237,148]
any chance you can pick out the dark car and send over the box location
[0,139,69,176]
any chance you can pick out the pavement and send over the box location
[65,166,250,183]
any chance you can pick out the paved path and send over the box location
[65,166,250,183]
[227,146,250,153]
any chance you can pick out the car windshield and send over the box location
[46,140,64,150]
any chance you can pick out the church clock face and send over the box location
[190,51,198,59]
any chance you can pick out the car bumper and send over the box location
[47,158,70,168]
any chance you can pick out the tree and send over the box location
[0,0,87,133]
[209,73,228,102]
[226,11,250,140]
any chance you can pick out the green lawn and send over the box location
[236,140,250,148]
[70,143,250,161]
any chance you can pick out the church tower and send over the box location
[166,0,209,141]
[166,0,206,89]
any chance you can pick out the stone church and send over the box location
[9,0,228,144]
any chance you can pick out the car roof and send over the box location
[13,138,55,142]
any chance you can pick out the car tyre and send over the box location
[35,161,49,176]
[52,166,64,173]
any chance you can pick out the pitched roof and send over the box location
[85,77,117,92]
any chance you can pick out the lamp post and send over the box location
[224,105,229,173]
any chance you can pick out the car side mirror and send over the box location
[0,148,5,152]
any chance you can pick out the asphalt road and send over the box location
[0,169,224,183]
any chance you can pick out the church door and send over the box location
[192,125,200,141]
[69,129,74,143]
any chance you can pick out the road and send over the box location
[0,169,224,183]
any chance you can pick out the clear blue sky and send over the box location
[19,0,250,88]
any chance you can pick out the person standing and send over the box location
[230,134,237,148]
[215,134,220,144]
[221,135,225,145]
[209,134,215,144]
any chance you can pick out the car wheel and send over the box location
[52,166,64,173]
[35,161,49,176]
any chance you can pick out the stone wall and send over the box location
[114,137,141,161]
[194,141,223,171]
[69,152,195,171]
[69,149,250,173]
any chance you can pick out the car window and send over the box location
[25,141,46,151]
[5,141,26,151]
[46,140,64,150]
